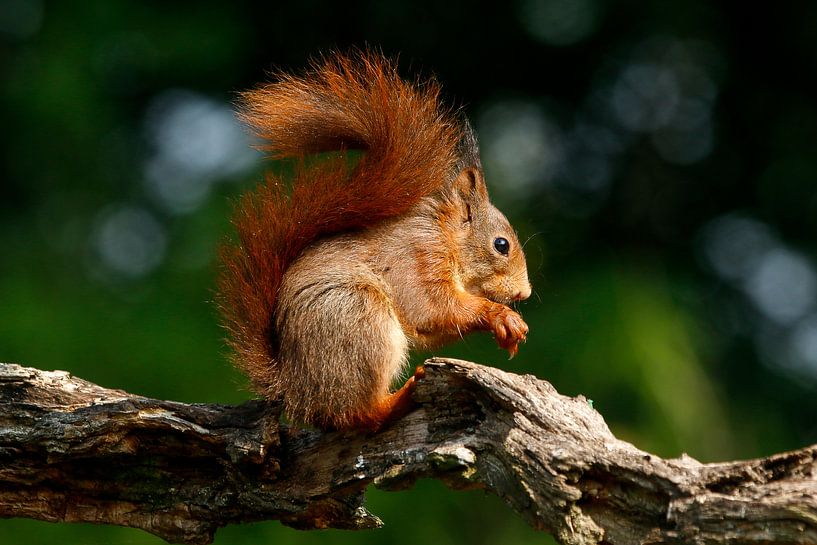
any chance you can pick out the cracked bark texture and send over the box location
[0,358,815,544]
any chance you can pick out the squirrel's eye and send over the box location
[493,237,510,256]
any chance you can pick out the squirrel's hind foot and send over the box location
[339,366,425,433]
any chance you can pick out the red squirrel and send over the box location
[217,51,531,431]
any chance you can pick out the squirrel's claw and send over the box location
[507,343,519,359]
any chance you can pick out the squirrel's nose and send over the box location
[513,283,532,302]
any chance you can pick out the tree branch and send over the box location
[0,359,814,544]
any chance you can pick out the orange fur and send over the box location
[217,51,460,407]
[218,50,531,431]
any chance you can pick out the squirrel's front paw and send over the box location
[488,306,529,358]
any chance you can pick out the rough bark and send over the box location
[0,358,814,545]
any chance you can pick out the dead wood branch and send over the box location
[0,359,815,544]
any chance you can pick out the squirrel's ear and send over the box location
[454,168,488,205]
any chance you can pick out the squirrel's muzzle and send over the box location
[513,282,532,302]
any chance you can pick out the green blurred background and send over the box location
[2,1,817,543]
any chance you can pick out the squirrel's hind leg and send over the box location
[276,268,414,431]
[344,365,426,432]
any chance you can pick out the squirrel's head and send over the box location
[448,168,531,306]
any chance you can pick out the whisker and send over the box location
[520,230,547,277]
[521,231,543,250]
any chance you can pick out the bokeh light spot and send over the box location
[745,249,817,325]
[143,90,259,214]
[92,206,167,279]
[517,0,600,46]
[700,214,776,282]
[611,63,681,133]
[478,100,564,200]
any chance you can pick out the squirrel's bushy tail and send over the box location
[217,50,462,396]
